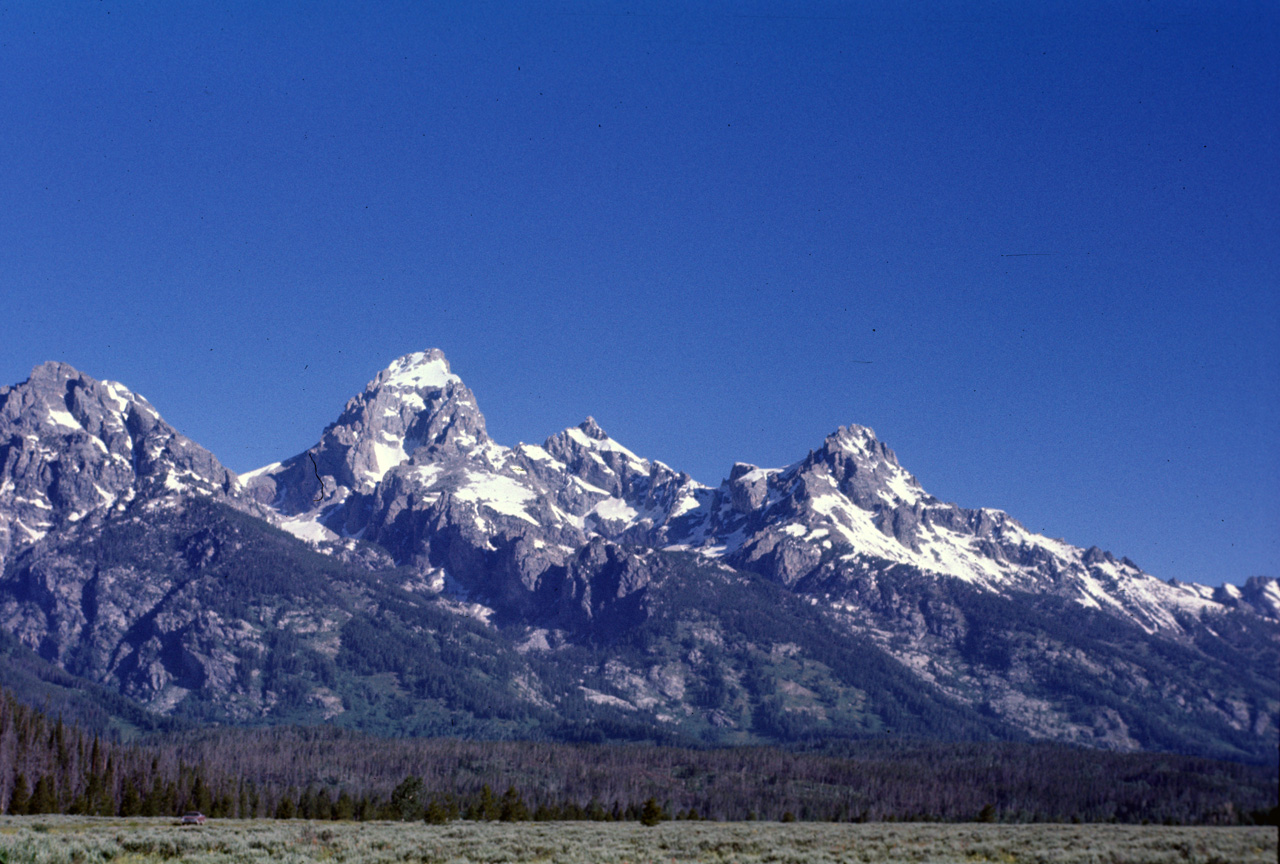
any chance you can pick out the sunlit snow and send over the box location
[281,518,339,544]
[101,382,132,412]
[590,497,639,523]
[45,405,81,431]
[668,497,698,519]
[13,519,47,542]
[565,426,649,470]
[517,443,557,463]
[883,468,923,504]
[238,462,281,485]
[452,472,539,525]
[572,476,611,496]
[367,440,408,484]
[382,352,461,390]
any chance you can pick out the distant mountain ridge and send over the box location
[0,351,1275,760]
[239,350,1277,633]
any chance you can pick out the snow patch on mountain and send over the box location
[381,351,462,391]
[281,516,339,544]
[452,472,540,525]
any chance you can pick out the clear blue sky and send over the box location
[2,2,1276,587]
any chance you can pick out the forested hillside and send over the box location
[0,688,1273,825]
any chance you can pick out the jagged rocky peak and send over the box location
[3,361,143,436]
[371,349,463,393]
[818,424,902,467]
[2,362,238,495]
[546,417,648,467]
[577,415,609,441]
[1203,575,1280,620]
[549,416,627,450]
[355,348,488,455]
[809,424,927,511]
[727,463,772,514]
[242,349,491,515]
[0,361,242,568]
[542,416,657,500]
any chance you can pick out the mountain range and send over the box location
[0,351,1275,760]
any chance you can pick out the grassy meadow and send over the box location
[0,816,1273,864]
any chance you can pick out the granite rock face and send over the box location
[0,362,255,575]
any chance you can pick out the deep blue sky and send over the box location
[2,2,1276,587]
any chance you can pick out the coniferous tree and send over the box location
[97,784,117,817]
[0,683,1267,828]
[467,784,499,821]
[120,778,143,817]
[80,774,100,812]
[69,789,90,815]
[424,796,449,824]
[333,790,355,821]
[52,718,68,771]
[274,794,296,819]
[213,791,233,818]
[191,775,213,814]
[312,789,333,821]
[141,780,160,817]
[640,797,665,826]
[498,785,529,822]
[8,773,29,815]
[29,776,56,815]
[390,776,424,821]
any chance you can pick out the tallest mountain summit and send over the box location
[374,349,462,391]
[243,349,489,517]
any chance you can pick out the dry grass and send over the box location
[0,815,1273,863]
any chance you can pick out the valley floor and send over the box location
[0,816,1273,864]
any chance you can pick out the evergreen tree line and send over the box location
[0,688,1274,825]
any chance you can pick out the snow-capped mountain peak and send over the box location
[824,423,880,455]
[556,418,651,473]
[576,415,609,441]
[375,349,462,392]
[0,362,245,570]
[243,349,490,517]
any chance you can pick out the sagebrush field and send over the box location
[0,816,1273,864]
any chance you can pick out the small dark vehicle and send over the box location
[180,811,207,825]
